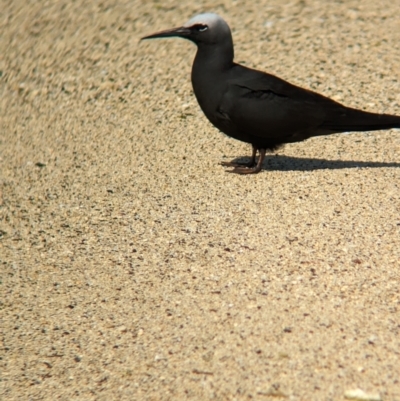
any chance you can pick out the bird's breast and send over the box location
[191,75,226,126]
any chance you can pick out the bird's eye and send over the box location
[195,25,208,32]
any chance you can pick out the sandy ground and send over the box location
[1,0,400,400]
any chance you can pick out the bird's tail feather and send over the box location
[322,107,400,133]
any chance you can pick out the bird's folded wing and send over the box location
[220,76,325,139]
[219,72,331,139]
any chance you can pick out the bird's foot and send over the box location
[226,165,262,174]
[221,147,264,174]
[220,159,256,168]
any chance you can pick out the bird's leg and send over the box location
[220,145,257,168]
[228,148,266,174]
[247,145,257,167]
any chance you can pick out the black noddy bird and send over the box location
[142,13,400,174]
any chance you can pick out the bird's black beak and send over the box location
[141,26,191,40]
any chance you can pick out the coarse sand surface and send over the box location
[1,1,400,400]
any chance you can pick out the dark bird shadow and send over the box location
[227,154,400,172]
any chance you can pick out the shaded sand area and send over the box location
[1,0,400,399]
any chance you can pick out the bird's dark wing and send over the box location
[219,66,342,141]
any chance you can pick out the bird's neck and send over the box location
[191,43,234,105]
[193,43,234,73]
[190,43,234,125]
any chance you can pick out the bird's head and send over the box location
[141,13,231,46]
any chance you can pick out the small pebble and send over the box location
[344,388,381,401]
